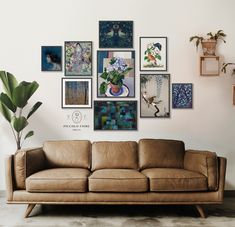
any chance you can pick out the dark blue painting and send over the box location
[172,83,193,108]
[99,21,133,48]
[41,46,62,71]
[94,101,137,130]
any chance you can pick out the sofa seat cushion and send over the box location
[26,168,90,192]
[141,168,207,192]
[89,169,148,192]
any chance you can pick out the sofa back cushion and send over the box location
[139,139,185,169]
[91,141,138,171]
[43,140,91,169]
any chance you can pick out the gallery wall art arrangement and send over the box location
[41,20,193,130]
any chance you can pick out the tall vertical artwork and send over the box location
[172,83,193,108]
[65,41,92,76]
[140,37,167,71]
[140,74,170,118]
[62,78,92,108]
[99,21,133,48]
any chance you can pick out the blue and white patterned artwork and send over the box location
[172,83,193,109]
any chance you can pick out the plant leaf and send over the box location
[0,101,12,122]
[12,84,28,108]
[100,71,108,80]
[25,81,39,100]
[24,131,34,140]
[27,101,42,119]
[11,116,28,133]
[99,82,107,94]
[0,71,18,99]
[0,93,17,113]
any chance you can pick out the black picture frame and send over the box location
[140,74,170,118]
[94,100,138,131]
[64,41,92,76]
[139,37,168,72]
[61,78,92,109]
[97,50,135,98]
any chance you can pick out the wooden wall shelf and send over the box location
[200,56,220,76]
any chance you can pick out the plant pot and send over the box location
[110,83,121,94]
[201,39,217,56]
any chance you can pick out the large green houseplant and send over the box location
[0,71,42,150]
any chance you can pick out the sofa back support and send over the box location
[91,141,138,171]
[139,139,185,170]
[43,140,91,169]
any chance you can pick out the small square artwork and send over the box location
[140,74,170,118]
[65,41,92,76]
[62,78,92,108]
[97,51,135,97]
[94,101,137,130]
[41,46,62,71]
[140,37,167,71]
[172,83,193,109]
[99,21,133,48]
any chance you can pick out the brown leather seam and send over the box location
[27,178,87,180]
[27,190,86,192]
[89,178,147,180]
[147,177,206,180]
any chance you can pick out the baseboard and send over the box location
[0,190,234,197]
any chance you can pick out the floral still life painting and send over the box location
[41,46,62,71]
[94,101,137,130]
[140,74,170,118]
[62,78,92,108]
[172,83,193,108]
[97,51,135,97]
[65,41,92,76]
[99,21,133,48]
[140,37,167,71]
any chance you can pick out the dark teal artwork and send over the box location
[94,101,137,130]
[99,21,133,48]
[41,46,62,71]
[172,83,193,108]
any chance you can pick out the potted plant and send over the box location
[190,30,226,55]
[99,57,132,95]
[0,71,42,150]
[221,63,235,75]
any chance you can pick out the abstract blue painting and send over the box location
[41,46,62,71]
[172,83,193,108]
[99,21,133,48]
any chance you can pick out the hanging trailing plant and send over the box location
[0,71,42,150]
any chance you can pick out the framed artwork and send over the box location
[41,46,62,71]
[233,85,235,106]
[99,21,133,48]
[97,51,135,98]
[140,74,170,118]
[172,83,193,109]
[94,101,137,130]
[65,41,92,76]
[62,78,92,108]
[140,37,167,71]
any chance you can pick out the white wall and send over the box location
[0,0,235,190]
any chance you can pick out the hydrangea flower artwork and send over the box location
[172,83,193,109]
[97,51,135,97]
[65,41,92,76]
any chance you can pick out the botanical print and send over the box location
[65,41,92,76]
[140,74,170,118]
[140,37,167,71]
[41,46,62,71]
[97,51,135,97]
[99,21,133,48]
[62,78,92,108]
[172,83,193,108]
[94,101,137,130]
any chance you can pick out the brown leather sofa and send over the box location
[5,139,227,218]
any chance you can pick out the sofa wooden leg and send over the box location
[195,205,206,218]
[24,204,36,218]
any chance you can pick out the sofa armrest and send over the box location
[14,147,45,189]
[184,150,218,190]
[5,155,14,201]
